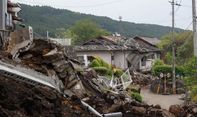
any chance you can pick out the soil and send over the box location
[0,75,94,117]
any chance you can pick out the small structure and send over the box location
[75,36,161,72]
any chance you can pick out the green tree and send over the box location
[68,19,110,45]
[183,56,197,77]
[158,31,193,65]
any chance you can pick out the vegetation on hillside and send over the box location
[19,4,183,38]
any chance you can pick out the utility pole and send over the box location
[192,0,197,57]
[118,16,123,36]
[0,0,7,49]
[47,31,49,39]
[169,0,177,94]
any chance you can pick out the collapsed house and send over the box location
[75,36,161,72]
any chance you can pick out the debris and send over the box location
[132,70,155,86]
[169,104,197,117]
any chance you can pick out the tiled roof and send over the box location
[134,36,161,46]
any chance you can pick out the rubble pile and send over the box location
[132,71,155,86]
[169,104,197,117]
[0,75,94,117]
[0,38,192,117]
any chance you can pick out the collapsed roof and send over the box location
[75,36,160,53]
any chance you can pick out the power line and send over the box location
[175,0,183,13]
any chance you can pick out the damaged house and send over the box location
[75,36,161,72]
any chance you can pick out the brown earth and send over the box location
[0,76,95,117]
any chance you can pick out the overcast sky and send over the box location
[12,0,193,29]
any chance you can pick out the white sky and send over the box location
[12,0,193,29]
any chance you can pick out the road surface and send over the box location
[141,87,184,110]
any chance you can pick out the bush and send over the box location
[152,65,185,77]
[153,59,164,67]
[192,95,197,102]
[89,59,101,67]
[90,56,112,69]
[191,85,197,98]
[114,68,124,77]
[183,57,197,77]
[93,67,112,76]
[183,77,197,87]
[131,92,142,102]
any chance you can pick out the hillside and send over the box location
[19,4,183,38]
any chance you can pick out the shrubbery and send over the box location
[131,92,142,102]
[89,57,124,78]
[93,67,112,76]
[114,68,124,77]
[183,57,197,77]
[191,85,197,102]
[152,65,185,77]
[183,77,197,87]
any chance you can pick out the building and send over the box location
[132,36,161,72]
[75,36,161,72]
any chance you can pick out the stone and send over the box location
[161,109,175,117]
[131,106,146,115]
[169,105,185,117]
[176,88,185,94]
[155,104,161,109]
[192,107,197,114]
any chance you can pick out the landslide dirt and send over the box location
[0,76,94,117]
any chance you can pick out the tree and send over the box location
[67,19,110,45]
[158,31,193,65]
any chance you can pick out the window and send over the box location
[141,57,146,66]
[111,55,114,61]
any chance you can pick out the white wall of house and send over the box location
[139,59,154,72]
[76,51,131,69]
[77,51,160,71]
[139,52,160,72]
[76,51,112,65]
[114,51,129,69]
